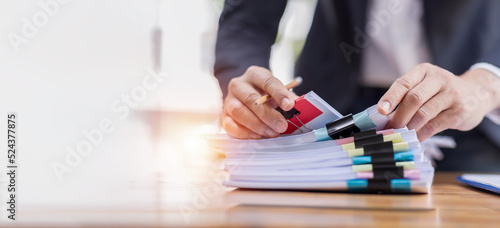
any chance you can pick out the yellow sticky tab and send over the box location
[352,164,372,172]
[393,142,409,152]
[348,148,364,158]
[342,143,355,151]
[383,133,402,143]
[396,161,415,170]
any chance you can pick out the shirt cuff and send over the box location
[470,62,500,125]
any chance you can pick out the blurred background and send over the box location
[0,0,316,226]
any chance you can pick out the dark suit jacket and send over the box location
[214,0,500,115]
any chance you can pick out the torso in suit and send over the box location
[215,0,500,115]
[214,0,500,171]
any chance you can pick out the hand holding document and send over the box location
[209,91,434,193]
[254,76,303,105]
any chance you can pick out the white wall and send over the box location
[0,0,316,220]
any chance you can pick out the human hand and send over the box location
[222,66,299,139]
[377,63,500,141]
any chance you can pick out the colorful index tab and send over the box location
[347,179,412,192]
[341,132,403,151]
[353,109,377,130]
[352,161,415,172]
[352,151,414,165]
[347,142,410,158]
[356,169,421,180]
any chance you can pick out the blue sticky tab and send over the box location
[353,110,377,131]
[391,179,411,192]
[347,179,368,191]
[313,127,331,141]
[394,151,414,162]
[352,156,372,165]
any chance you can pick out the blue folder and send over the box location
[457,174,500,195]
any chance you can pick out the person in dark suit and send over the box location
[214,0,500,170]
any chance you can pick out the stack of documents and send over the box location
[210,91,434,193]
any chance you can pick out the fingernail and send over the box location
[281,97,291,108]
[274,119,288,132]
[266,129,279,137]
[249,133,261,139]
[380,101,390,113]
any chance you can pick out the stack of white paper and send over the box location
[209,92,434,193]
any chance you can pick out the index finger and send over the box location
[377,64,428,115]
[244,66,296,111]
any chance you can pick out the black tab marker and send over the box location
[353,129,377,140]
[276,107,300,120]
[325,114,361,139]
[371,153,396,163]
[372,167,404,180]
[367,179,392,192]
[353,134,384,149]
[363,141,394,156]
[372,162,399,170]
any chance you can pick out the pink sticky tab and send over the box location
[335,137,354,145]
[336,129,393,145]
[378,129,395,136]
[356,172,374,179]
[404,169,421,180]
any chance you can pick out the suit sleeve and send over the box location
[214,0,287,98]
[477,41,500,69]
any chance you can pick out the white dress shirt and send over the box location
[361,0,430,87]
[362,0,500,124]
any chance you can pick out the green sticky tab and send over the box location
[342,143,355,151]
[348,148,365,158]
[393,142,409,152]
[352,164,372,172]
[383,133,402,143]
[353,110,377,131]
[314,127,331,141]
[396,161,414,170]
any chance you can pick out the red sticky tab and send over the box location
[283,96,323,134]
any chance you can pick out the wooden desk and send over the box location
[223,172,500,227]
[6,172,500,227]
